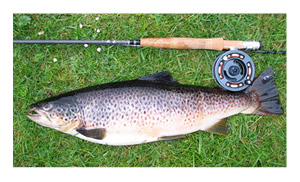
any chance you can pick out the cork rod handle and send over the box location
[140,38,244,51]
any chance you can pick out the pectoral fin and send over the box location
[205,118,229,135]
[76,128,106,140]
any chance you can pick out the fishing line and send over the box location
[245,50,286,54]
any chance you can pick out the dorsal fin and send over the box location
[138,71,179,84]
[205,118,229,135]
[76,128,106,140]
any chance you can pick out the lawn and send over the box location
[13,14,286,167]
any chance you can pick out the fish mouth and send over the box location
[26,108,51,127]
[27,108,42,119]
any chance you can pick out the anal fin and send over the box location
[76,128,106,140]
[205,118,229,135]
[158,134,186,142]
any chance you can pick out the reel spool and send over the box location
[212,50,255,92]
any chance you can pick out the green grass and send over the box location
[13,14,286,167]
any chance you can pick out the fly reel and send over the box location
[212,50,255,92]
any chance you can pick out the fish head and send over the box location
[27,97,80,132]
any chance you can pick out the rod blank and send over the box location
[13,40,141,47]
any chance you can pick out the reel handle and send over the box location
[140,38,260,51]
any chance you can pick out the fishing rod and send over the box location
[13,37,286,92]
[14,38,261,50]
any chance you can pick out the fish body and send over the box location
[27,68,282,145]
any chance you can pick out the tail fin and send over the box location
[245,67,283,116]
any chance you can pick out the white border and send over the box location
[4,1,298,182]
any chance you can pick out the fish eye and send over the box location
[43,104,52,111]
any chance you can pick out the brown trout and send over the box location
[27,67,282,145]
